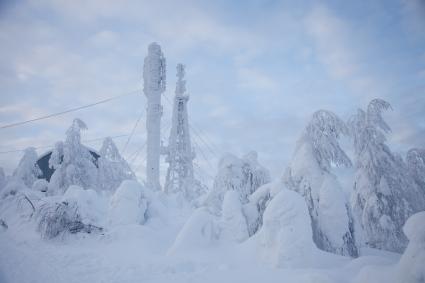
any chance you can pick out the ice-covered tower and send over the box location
[163,64,195,197]
[143,42,166,190]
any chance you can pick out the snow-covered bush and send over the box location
[108,180,148,226]
[257,189,318,268]
[36,201,102,239]
[98,137,136,193]
[36,185,105,239]
[395,211,425,283]
[12,147,41,188]
[284,110,358,257]
[205,151,270,214]
[168,207,218,254]
[48,119,98,194]
[406,148,425,193]
[32,179,48,193]
[349,99,425,252]
[220,190,249,243]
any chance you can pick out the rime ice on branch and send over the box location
[143,42,166,191]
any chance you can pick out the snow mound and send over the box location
[220,190,249,243]
[108,180,148,227]
[32,179,48,192]
[257,188,318,268]
[396,211,425,283]
[168,207,218,254]
[62,185,106,227]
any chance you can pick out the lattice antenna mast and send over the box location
[143,42,166,190]
[163,64,195,196]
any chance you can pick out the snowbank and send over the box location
[395,211,425,283]
[168,207,218,254]
[108,180,148,227]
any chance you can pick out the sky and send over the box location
[0,0,424,182]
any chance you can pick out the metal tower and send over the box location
[143,42,166,190]
[162,64,196,197]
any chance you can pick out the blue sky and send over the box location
[0,0,424,181]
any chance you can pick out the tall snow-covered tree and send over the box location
[349,99,425,253]
[284,110,358,257]
[48,119,98,194]
[406,148,425,194]
[13,147,41,188]
[205,152,270,214]
[98,137,136,192]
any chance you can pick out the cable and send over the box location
[121,109,144,154]
[0,90,140,130]
[0,134,131,154]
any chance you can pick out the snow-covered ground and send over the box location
[0,188,404,283]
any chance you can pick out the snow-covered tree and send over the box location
[349,99,425,253]
[98,137,136,193]
[205,151,270,214]
[406,148,425,194]
[12,147,41,188]
[48,119,98,194]
[284,110,358,257]
[220,190,249,243]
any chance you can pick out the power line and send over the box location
[0,90,140,130]
[0,134,130,154]
[121,109,144,154]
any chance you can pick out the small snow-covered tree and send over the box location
[12,147,41,188]
[48,119,98,194]
[349,99,425,253]
[406,148,425,194]
[284,110,358,257]
[98,137,136,192]
[205,152,270,214]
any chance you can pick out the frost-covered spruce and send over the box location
[205,151,270,214]
[98,137,136,193]
[12,147,41,188]
[349,99,425,253]
[284,110,358,257]
[406,148,425,194]
[48,119,98,194]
